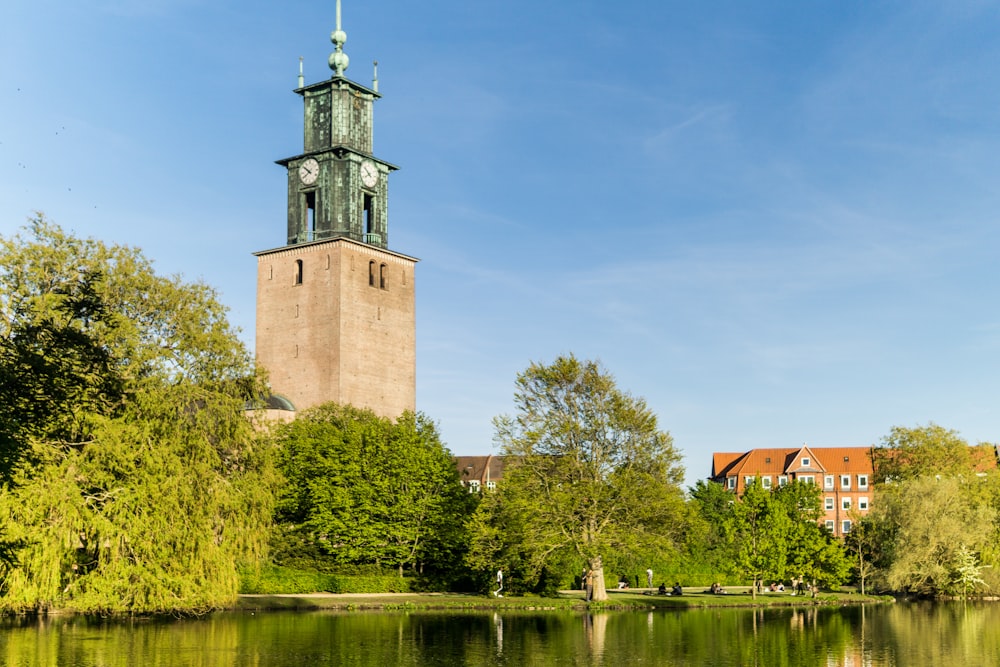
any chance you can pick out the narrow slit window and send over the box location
[369,260,376,287]
[294,259,303,285]
[379,263,387,289]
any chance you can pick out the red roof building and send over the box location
[455,455,505,493]
[710,446,874,537]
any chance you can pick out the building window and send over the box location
[363,193,374,236]
[858,475,869,490]
[841,475,851,490]
[294,259,303,285]
[379,263,387,289]
[486,481,496,491]
[761,476,772,489]
[468,480,480,494]
[859,497,869,511]
[744,476,756,487]
[304,190,317,240]
[727,477,736,490]
[802,458,810,467]
[824,475,834,490]
[825,497,834,511]
[800,475,815,484]
[778,475,788,486]
[369,260,376,287]
[842,497,852,511]
[842,520,852,534]
[825,520,835,532]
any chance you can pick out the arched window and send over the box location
[369,260,376,286]
[379,263,387,289]
[294,259,303,285]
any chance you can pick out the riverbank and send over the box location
[236,587,892,612]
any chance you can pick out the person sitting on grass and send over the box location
[671,583,683,596]
[658,582,668,595]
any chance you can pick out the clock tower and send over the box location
[254,3,417,418]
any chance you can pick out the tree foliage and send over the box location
[865,424,1000,596]
[273,403,473,579]
[869,475,997,596]
[873,423,995,483]
[689,479,849,595]
[0,216,273,613]
[468,355,686,600]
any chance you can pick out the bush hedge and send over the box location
[240,565,414,594]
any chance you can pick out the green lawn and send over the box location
[236,587,892,612]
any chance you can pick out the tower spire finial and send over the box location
[329,0,349,75]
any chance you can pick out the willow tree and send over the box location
[0,216,274,613]
[470,355,685,600]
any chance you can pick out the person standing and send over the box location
[646,568,653,588]
[494,569,503,598]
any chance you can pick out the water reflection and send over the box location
[2,602,1000,665]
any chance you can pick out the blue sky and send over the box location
[4,1,1000,486]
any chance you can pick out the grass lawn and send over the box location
[236,587,891,612]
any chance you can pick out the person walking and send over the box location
[646,568,653,588]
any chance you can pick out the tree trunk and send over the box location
[587,555,608,602]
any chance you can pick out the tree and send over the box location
[469,355,686,601]
[872,475,996,596]
[727,481,789,597]
[686,479,739,578]
[843,511,882,595]
[773,481,850,592]
[0,216,273,613]
[873,423,992,483]
[273,403,472,578]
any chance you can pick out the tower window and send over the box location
[363,193,377,243]
[294,259,303,285]
[369,260,376,287]
[304,191,317,241]
[379,263,387,289]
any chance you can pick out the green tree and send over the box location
[0,216,272,613]
[727,481,789,597]
[686,479,738,578]
[843,511,883,595]
[873,423,993,483]
[273,403,472,579]
[773,481,850,592]
[468,355,686,600]
[872,475,996,595]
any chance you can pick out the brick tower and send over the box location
[254,3,416,418]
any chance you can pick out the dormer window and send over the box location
[801,457,810,467]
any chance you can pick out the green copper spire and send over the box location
[329,0,349,75]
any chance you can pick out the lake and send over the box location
[1,601,999,666]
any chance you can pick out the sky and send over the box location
[4,1,1000,486]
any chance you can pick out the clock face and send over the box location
[298,158,319,185]
[360,160,379,188]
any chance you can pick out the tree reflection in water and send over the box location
[1,603,1000,666]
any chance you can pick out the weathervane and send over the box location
[329,0,349,75]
